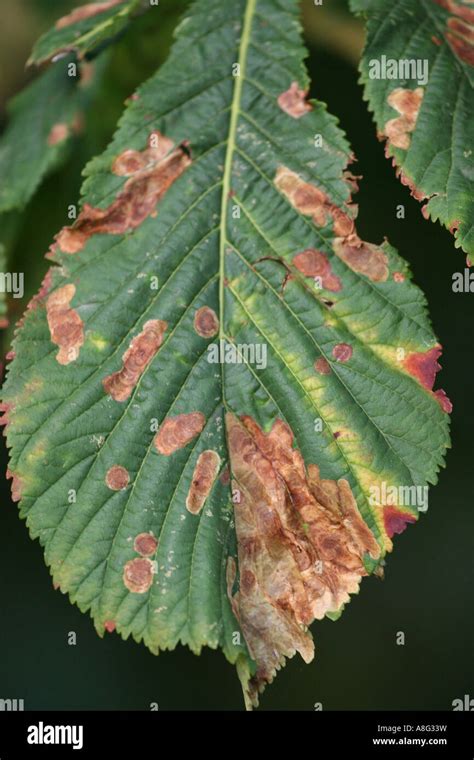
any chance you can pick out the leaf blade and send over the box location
[351,0,474,256]
[3,0,450,707]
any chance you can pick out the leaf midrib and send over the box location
[218,0,257,348]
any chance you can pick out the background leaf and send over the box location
[351,0,474,257]
[28,0,147,66]
[2,0,450,707]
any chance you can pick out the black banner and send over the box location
[0,710,472,756]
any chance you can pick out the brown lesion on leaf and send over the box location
[433,0,474,64]
[274,165,390,286]
[55,1,124,30]
[103,319,167,402]
[383,506,417,538]
[55,131,191,254]
[314,356,331,375]
[154,412,206,455]
[225,412,380,705]
[6,468,22,503]
[105,465,129,490]
[104,620,116,633]
[134,532,158,557]
[193,306,219,338]
[292,249,342,292]
[186,450,221,515]
[274,166,356,237]
[46,284,84,365]
[47,123,69,146]
[384,87,424,150]
[123,557,155,594]
[332,343,353,362]
[277,82,312,118]
[333,235,389,282]
[402,345,452,413]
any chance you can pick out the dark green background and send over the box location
[0,0,472,710]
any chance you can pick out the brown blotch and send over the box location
[314,357,331,375]
[332,343,353,362]
[393,271,405,282]
[134,532,158,557]
[274,166,355,237]
[433,0,474,63]
[112,131,175,176]
[104,620,116,633]
[277,82,312,118]
[384,87,424,150]
[225,413,380,706]
[403,346,442,391]
[55,0,123,29]
[103,319,167,402]
[55,133,191,254]
[383,506,417,539]
[292,249,342,292]
[193,306,219,338]
[105,465,129,491]
[154,412,206,455]
[403,345,452,413]
[333,234,389,282]
[123,557,155,594]
[186,450,221,515]
[46,284,84,365]
[47,123,69,146]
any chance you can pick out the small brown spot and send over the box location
[193,306,219,338]
[434,389,453,414]
[333,234,389,282]
[383,506,417,538]
[79,62,95,88]
[292,249,342,292]
[103,319,167,402]
[431,34,442,45]
[47,123,69,146]
[277,82,312,118]
[154,412,206,455]
[274,166,355,236]
[104,620,116,633]
[134,532,158,557]
[55,0,123,29]
[393,271,405,282]
[314,357,331,375]
[384,87,424,150]
[123,557,155,594]
[332,343,352,362]
[220,465,230,485]
[56,134,191,254]
[6,468,22,502]
[105,465,129,490]
[186,450,221,514]
[46,284,84,365]
[333,431,341,439]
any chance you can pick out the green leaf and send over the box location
[351,0,474,256]
[29,0,146,66]
[0,59,93,214]
[2,0,450,708]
